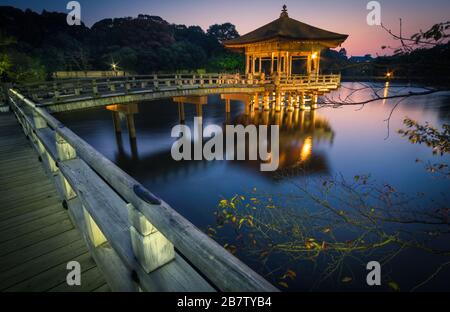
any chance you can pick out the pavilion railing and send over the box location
[7,87,278,292]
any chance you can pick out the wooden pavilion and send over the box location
[224,5,348,78]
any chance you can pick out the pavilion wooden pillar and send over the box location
[271,52,274,75]
[245,54,250,75]
[252,55,256,74]
[307,55,311,75]
[277,52,281,73]
[285,52,289,76]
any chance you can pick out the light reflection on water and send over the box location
[55,83,450,291]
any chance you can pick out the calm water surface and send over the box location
[55,83,450,291]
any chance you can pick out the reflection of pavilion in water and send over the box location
[230,108,334,175]
[109,96,334,180]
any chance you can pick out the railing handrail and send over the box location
[18,73,341,90]
[8,88,278,292]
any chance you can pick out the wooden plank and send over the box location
[0,239,88,290]
[6,252,96,292]
[0,229,82,271]
[0,200,62,221]
[0,210,69,242]
[0,202,62,231]
[49,266,106,292]
[0,218,75,256]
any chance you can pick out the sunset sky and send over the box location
[1,0,449,56]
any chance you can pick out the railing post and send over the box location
[53,82,60,100]
[55,132,77,200]
[153,74,159,90]
[33,110,47,130]
[74,81,81,95]
[31,110,57,173]
[125,77,131,93]
[127,203,175,273]
[92,79,98,96]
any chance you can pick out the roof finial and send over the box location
[280,4,288,18]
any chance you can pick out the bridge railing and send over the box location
[17,73,264,103]
[8,88,278,292]
[16,73,341,104]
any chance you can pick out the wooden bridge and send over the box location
[17,73,341,113]
[0,86,280,292]
[0,113,109,292]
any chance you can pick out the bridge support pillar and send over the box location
[196,104,203,118]
[300,93,306,110]
[225,99,230,114]
[127,204,175,273]
[178,103,185,123]
[252,93,259,111]
[244,101,250,115]
[126,113,136,140]
[275,92,281,112]
[112,111,121,134]
[287,93,294,112]
[263,92,270,111]
[311,93,318,110]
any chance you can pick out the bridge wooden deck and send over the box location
[0,113,109,292]
[1,88,277,292]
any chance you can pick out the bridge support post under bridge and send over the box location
[126,113,136,140]
[178,103,185,123]
[112,111,121,134]
[225,99,230,114]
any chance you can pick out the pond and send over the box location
[55,82,450,291]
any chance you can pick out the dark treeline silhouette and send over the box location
[0,6,449,85]
[0,6,242,81]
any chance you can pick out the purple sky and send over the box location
[1,0,449,55]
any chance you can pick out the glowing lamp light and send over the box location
[111,63,118,71]
[311,53,318,60]
[386,72,392,78]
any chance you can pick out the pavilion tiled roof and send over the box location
[224,6,348,48]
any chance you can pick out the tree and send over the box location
[207,23,239,43]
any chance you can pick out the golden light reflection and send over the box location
[300,136,313,162]
[382,81,389,105]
